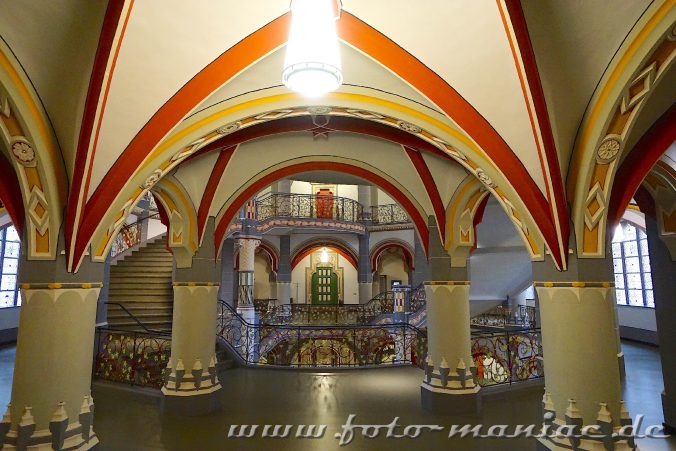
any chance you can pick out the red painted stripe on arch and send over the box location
[214,161,429,256]
[404,146,447,243]
[71,13,291,269]
[0,152,25,234]
[608,105,676,229]
[197,145,237,243]
[502,0,569,265]
[65,0,129,267]
[338,11,560,268]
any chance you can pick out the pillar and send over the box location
[358,233,372,303]
[411,233,430,287]
[276,235,292,304]
[235,233,261,321]
[1,234,103,449]
[219,238,235,307]
[420,216,479,414]
[645,215,676,432]
[533,235,634,450]
[162,219,221,416]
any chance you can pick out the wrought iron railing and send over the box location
[218,300,543,385]
[217,300,427,368]
[471,328,543,386]
[371,203,409,225]
[471,305,537,329]
[252,284,426,326]
[256,192,364,223]
[110,213,161,257]
[92,300,542,386]
[93,327,171,389]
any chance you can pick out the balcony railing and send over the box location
[471,305,537,329]
[253,285,425,326]
[92,300,543,387]
[371,203,409,225]
[256,192,364,223]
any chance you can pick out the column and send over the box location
[161,219,221,415]
[358,185,372,220]
[533,236,634,450]
[411,233,430,287]
[645,215,676,432]
[358,233,373,303]
[218,238,235,307]
[236,233,261,322]
[421,216,480,414]
[1,235,103,449]
[276,235,292,305]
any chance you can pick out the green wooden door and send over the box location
[311,266,338,305]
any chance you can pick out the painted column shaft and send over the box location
[425,284,473,372]
[165,285,219,389]
[6,287,100,449]
[536,286,622,425]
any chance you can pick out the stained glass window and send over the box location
[612,221,654,308]
[0,225,21,308]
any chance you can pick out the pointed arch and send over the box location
[70,9,566,270]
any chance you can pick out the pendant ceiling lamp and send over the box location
[282,0,343,97]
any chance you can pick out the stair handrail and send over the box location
[102,301,171,336]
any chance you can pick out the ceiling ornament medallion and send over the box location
[475,168,496,188]
[397,120,422,134]
[308,106,332,115]
[216,122,241,135]
[142,169,163,189]
[596,135,622,164]
[10,137,37,166]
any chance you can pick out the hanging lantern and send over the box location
[282,0,343,97]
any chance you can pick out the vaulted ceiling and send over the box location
[0,0,673,271]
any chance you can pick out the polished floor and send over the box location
[0,342,674,450]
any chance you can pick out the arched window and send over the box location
[612,220,653,308]
[0,225,21,308]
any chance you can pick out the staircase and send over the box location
[106,234,174,331]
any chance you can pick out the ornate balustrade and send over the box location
[217,300,543,385]
[110,213,161,258]
[471,305,537,329]
[470,329,543,386]
[256,192,364,223]
[371,203,410,225]
[93,327,171,389]
[91,301,542,386]
[252,285,426,326]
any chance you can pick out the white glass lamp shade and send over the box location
[282,0,343,97]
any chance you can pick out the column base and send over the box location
[1,426,99,450]
[662,391,676,433]
[161,386,221,416]
[420,383,481,415]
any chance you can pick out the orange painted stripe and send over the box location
[73,13,291,269]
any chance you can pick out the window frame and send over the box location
[612,220,653,308]
[0,225,21,308]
